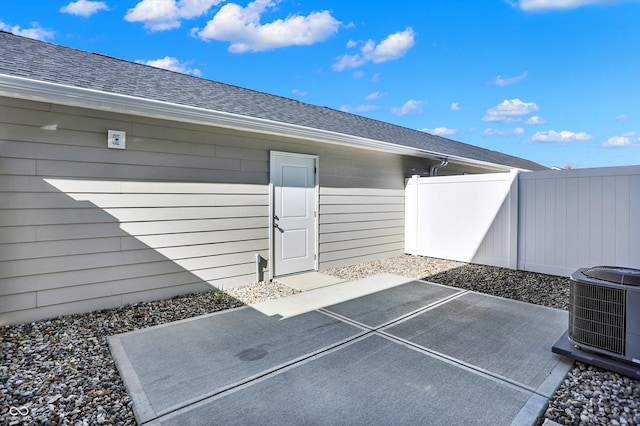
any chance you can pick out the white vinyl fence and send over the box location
[405,166,640,277]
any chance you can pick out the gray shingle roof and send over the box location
[0,31,547,171]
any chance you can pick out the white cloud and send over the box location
[602,131,640,147]
[291,88,307,97]
[524,115,547,124]
[528,130,593,143]
[0,21,54,40]
[423,127,458,136]
[491,71,528,87]
[604,136,632,147]
[346,39,358,48]
[391,99,425,116]
[514,0,631,11]
[367,27,416,63]
[450,102,461,111]
[333,54,366,71]
[614,114,629,121]
[179,0,223,17]
[482,98,539,123]
[126,0,222,31]
[60,0,109,17]
[365,91,383,101]
[195,0,340,52]
[137,56,202,76]
[483,127,525,136]
[333,27,415,71]
[352,70,365,80]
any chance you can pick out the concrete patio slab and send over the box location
[274,271,347,291]
[323,279,463,328]
[384,291,570,393]
[251,273,413,318]
[155,334,538,426]
[247,295,314,318]
[109,276,572,426]
[108,306,364,424]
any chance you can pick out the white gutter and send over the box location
[0,74,517,172]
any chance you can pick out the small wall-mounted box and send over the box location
[107,130,126,149]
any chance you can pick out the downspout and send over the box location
[429,157,449,177]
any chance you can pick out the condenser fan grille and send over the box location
[569,281,626,356]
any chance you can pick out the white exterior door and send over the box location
[271,152,318,276]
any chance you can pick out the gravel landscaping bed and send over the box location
[2,255,638,425]
[323,255,570,309]
[1,290,243,425]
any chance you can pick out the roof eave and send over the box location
[0,74,520,172]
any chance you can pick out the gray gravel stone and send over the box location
[2,255,638,425]
[225,280,301,305]
[1,290,242,425]
[323,255,570,309]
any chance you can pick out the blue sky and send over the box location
[1,0,639,168]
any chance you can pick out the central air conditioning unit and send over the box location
[569,266,640,366]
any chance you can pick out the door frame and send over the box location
[269,151,319,279]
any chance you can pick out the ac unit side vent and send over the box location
[569,281,626,356]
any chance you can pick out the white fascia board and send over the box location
[0,74,515,171]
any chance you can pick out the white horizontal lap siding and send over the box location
[316,151,428,270]
[0,97,270,324]
[318,186,406,270]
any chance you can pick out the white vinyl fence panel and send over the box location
[406,166,640,276]
[405,170,519,269]
[518,166,640,276]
